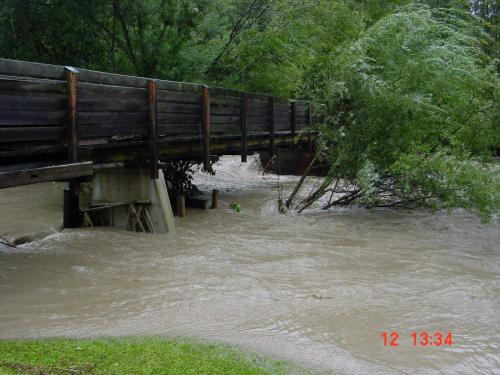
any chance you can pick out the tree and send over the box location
[0,0,201,79]
[287,5,499,222]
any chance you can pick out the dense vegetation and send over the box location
[0,0,498,219]
[0,338,302,374]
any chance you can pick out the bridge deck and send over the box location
[0,59,320,188]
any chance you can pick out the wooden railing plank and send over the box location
[0,58,318,188]
[0,162,93,189]
[0,58,65,80]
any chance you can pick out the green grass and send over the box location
[0,337,309,374]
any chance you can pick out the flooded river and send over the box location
[1,156,499,374]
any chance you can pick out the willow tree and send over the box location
[287,4,499,222]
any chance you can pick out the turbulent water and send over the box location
[1,156,499,374]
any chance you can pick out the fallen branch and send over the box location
[0,234,16,248]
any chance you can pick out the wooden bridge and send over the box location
[0,58,319,189]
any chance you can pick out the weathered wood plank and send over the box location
[158,113,201,124]
[0,161,93,189]
[78,111,148,125]
[0,78,66,95]
[157,80,202,93]
[0,94,66,111]
[0,58,66,80]
[157,90,202,104]
[275,122,290,132]
[0,126,64,142]
[0,110,66,126]
[158,123,200,135]
[247,100,270,112]
[210,114,241,124]
[79,124,148,138]
[211,123,241,133]
[79,98,147,112]
[157,102,201,114]
[210,105,240,116]
[247,123,269,132]
[275,103,290,112]
[78,69,147,88]
[210,96,241,108]
[79,83,146,100]
[246,114,270,123]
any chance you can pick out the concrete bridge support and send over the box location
[90,168,175,233]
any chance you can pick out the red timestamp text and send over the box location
[380,331,453,347]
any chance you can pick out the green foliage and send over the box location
[391,149,500,221]
[230,202,242,212]
[0,0,200,78]
[162,160,200,197]
[291,4,499,221]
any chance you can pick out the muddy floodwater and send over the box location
[1,156,499,374]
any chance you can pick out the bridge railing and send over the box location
[0,58,322,177]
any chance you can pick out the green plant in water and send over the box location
[230,202,242,213]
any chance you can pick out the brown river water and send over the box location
[1,156,499,374]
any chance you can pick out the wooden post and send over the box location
[65,66,81,228]
[240,92,248,162]
[66,66,79,162]
[148,80,159,179]
[211,189,219,209]
[202,85,210,172]
[176,195,186,218]
[63,187,80,228]
[269,96,275,159]
[308,101,312,128]
[290,101,296,137]
[307,101,313,152]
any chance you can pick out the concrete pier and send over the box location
[91,168,175,233]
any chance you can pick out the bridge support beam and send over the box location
[63,184,81,228]
[91,168,175,233]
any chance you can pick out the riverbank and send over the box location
[0,337,306,374]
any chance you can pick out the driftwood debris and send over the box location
[82,201,156,233]
[0,234,16,248]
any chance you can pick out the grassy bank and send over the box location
[0,337,307,374]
